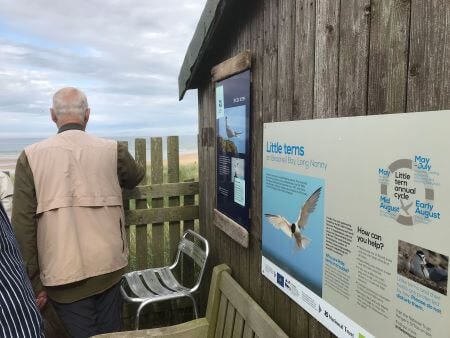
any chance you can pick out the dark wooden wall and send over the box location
[196,0,449,337]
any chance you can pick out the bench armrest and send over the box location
[93,318,209,338]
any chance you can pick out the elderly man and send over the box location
[12,87,144,338]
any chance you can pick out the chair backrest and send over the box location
[173,230,209,291]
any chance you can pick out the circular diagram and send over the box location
[380,158,435,226]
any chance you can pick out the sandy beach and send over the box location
[0,157,17,174]
[0,151,198,174]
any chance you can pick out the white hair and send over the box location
[52,87,89,117]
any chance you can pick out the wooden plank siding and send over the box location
[274,0,295,333]
[293,0,316,122]
[247,0,264,308]
[407,0,450,112]
[194,0,449,337]
[260,0,278,321]
[229,3,251,293]
[367,0,411,115]
[198,83,210,315]
[291,1,317,336]
[337,0,370,117]
[314,0,340,119]
[197,80,217,316]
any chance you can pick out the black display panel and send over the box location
[215,70,251,229]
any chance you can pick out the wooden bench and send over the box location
[96,264,288,338]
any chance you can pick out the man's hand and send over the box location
[36,290,48,310]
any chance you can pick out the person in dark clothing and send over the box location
[0,201,44,337]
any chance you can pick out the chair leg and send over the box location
[135,311,140,330]
[135,300,153,330]
[134,297,198,329]
[188,295,198,319]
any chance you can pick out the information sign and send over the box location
[262,111,450,338]
[216,70,251,229]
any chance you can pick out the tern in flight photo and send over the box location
[225,116,242,138]
[265,187,322,250]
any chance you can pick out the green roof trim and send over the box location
[178,0,227,100]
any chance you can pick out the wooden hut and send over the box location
[178,1,449,337]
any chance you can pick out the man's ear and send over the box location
[84,109,90,124]
[50,108,58,123]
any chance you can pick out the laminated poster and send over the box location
[216,70,251,229]
[262,110,450,338]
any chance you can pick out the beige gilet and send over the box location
[25,130,128,286]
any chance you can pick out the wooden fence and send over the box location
[120,136,199,328]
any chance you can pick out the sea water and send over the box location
[0,135,198,172]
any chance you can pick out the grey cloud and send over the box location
[0,0,206,137]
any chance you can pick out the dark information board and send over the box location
[215,70,251,229]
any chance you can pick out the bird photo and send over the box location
[265,187,321,250]
[262,169,324,296]
[225,116,243,138]
[217,105,247,154]
[409,250,448,283]
[397,240,448,295]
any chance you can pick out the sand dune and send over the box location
[168,152,198,165]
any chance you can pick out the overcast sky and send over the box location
[0,0,206,138]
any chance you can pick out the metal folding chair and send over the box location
[120,230,209,329]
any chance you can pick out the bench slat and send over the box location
[223,302,236,338]
[219,273,288,338]
[215,293,228,338]
[232,312,244,338]
[242,324,253,338]
[206,265,231,338]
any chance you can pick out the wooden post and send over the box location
[119,141,132,270]
[167,136,181,321]
[183,178,195,288]
[135,138,148,270]
[167,136,180,264]
[183,180,195,233]
[151,137,164,267]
